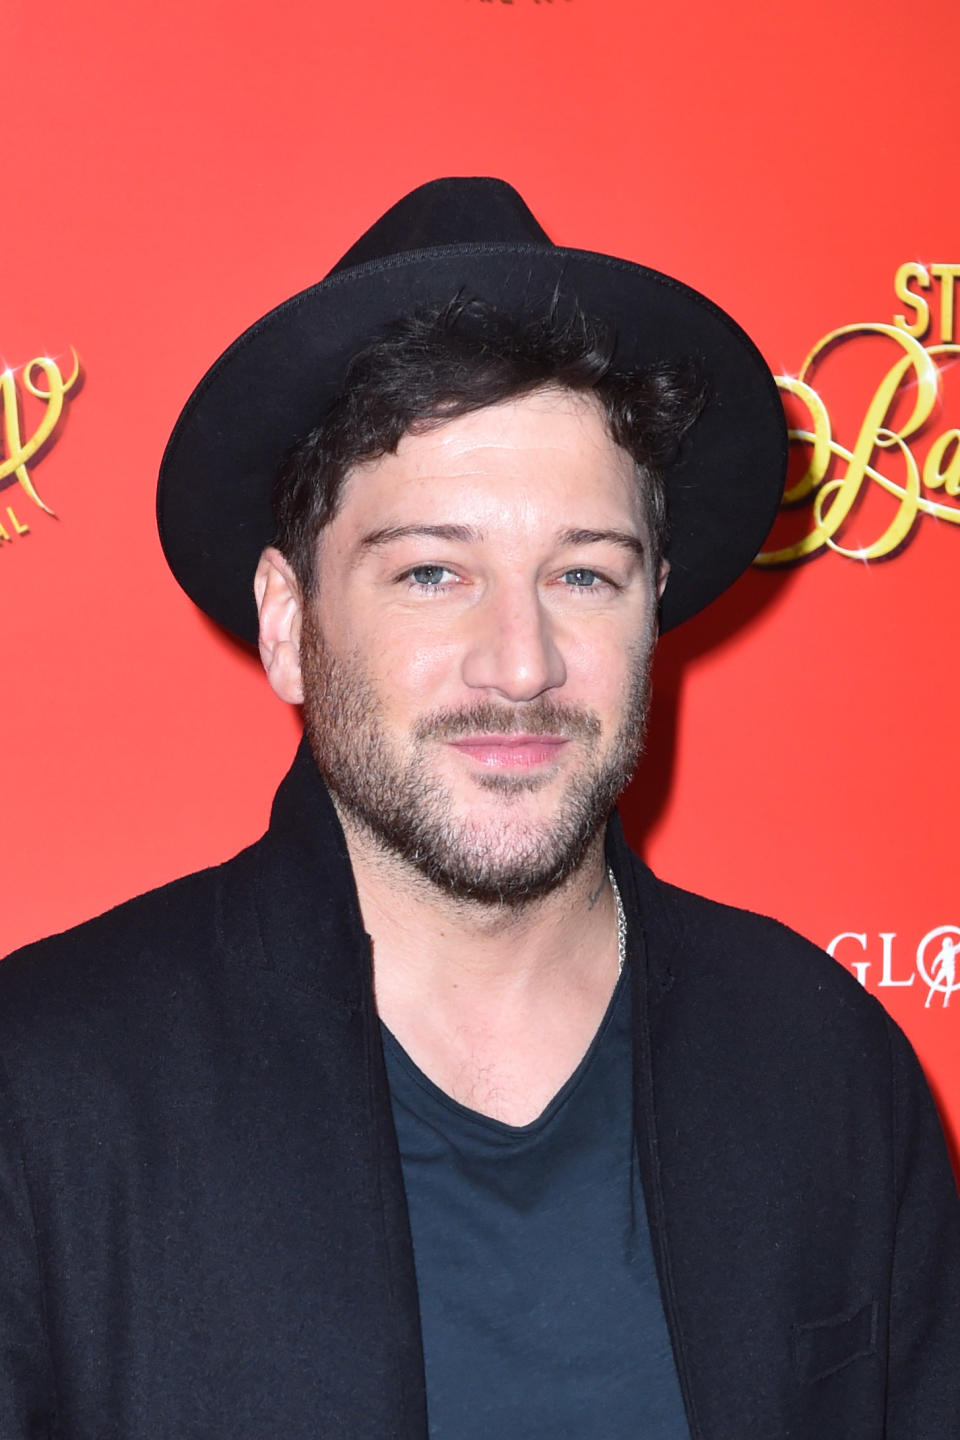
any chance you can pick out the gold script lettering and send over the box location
[0,349,80,516]
[756,324,960,565]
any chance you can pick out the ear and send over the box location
[656,558,670,601]
[254,547,305,704]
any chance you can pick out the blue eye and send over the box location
[409,565,453,587]
[563,568,600,587]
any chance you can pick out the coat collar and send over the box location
[251,735,373,1008]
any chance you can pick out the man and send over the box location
[1,178,958,1438]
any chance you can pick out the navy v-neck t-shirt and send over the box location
[382,970,690,1438]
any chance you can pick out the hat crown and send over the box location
[329,176,553,275]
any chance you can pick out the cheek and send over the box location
[561,627,635,707]
[372,633,468,710]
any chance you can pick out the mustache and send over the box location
[412,699,602,743]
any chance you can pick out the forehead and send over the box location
[335,387,643,531]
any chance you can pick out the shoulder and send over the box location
[651,864,865,992]
[631,866,955,1191]
[635,859,900,1067]
[0,840,263,1034]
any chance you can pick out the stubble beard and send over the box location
[300,611,655,907]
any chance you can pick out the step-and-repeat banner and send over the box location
[5,0,958,1164]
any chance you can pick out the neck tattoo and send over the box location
[607,867,627,976]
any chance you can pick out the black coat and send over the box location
[2,742,958,1438]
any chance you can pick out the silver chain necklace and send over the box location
[607,867,627,976]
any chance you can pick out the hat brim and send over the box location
[157,242,787,639]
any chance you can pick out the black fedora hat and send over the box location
[157,176,787,639]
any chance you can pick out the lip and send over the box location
[447,735,570,769]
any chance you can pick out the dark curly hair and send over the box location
[273,296,706,594]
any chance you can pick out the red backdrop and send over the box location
[4,0,958,1162]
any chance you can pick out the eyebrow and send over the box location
[359,523,482,551]
[556,528,646,560]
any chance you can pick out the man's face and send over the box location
[279,388,664,904]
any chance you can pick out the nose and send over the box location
[460,583,567,701]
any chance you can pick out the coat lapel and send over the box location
[242,738,428,1438]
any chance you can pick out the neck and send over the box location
[338,810,624,1124]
